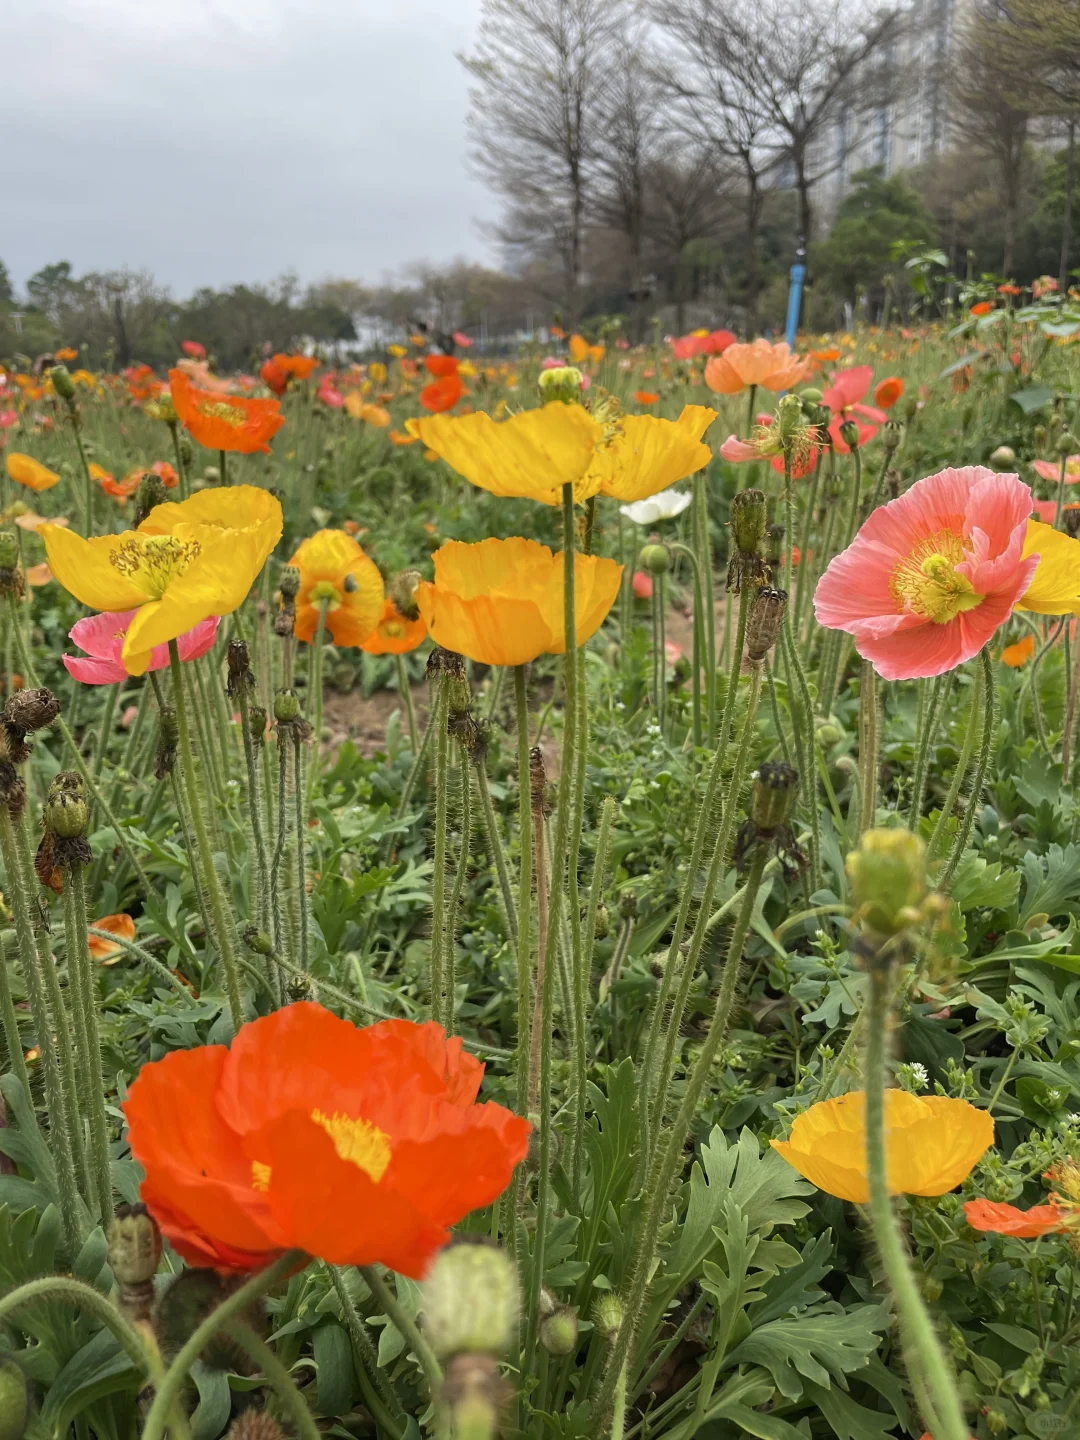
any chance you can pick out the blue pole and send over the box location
[785,261,806,349]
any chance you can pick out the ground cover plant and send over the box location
[0,292,1078,1440]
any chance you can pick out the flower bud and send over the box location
[901,396,918,422]
[243,926,274,956]
[390,569,423,622]
[883,418,902,453]
[45,786,87,840]
[845,828,927,939]
[729,488,766,556]
[776,393,803,446]
[765,524,784,568]
[178,434,193,466]
[746,586,787,661]
[593,902,610,940]
[0,534,18,571]
[278,566,301,601]
[989,445,1016,470]
[107,1202,161,1286]
[133,473,168,529]
[1065,508,1080,538]
[226,639,255,698]
[226,1414,284,1440]
[816,722,841,746]
[750,762,799,832]
[0,1359,28,1440]
[49,364,76,401]
[441,1354,505,1440]
[592,1292,623,1344]
[618,891,638,921]
[423,1237,519,1360]
[538,1305,578,1356]
[800,387,823,405]
[273,688,300,723]
[638,542,670,576]
[1057,431,1079,456]
[838,419,860,449]
[538,366,584,403]
[4,688,59,734]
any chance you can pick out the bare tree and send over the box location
[460,0,625,325]
[643,147,729,329]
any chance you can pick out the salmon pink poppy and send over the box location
[632,570,653,599]
[420,374,466,413]
[814,466,1039,680]
[820,366,887,452]
[963,1198,1067,1237]
[123,1001,531,1274]
[181,340,207,359]
[64,610,220,685]
[452,331,473,348]
[1032,455,1080,483]
[705,339,810,395]
[669,330,735,361]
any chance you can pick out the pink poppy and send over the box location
[669,330,736,361]
[317,382,344,409]
[0,410,17,430]
[451,331,473,348]
[181,340,207,359]
[1032,456,1080,483]
[64,611,220,685]
[814,466,1038,680]
[719,435,761,462]
[820,366,887,453]
[632,570,653,600]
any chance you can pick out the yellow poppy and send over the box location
[343,394,391,427]
[1001,633,1035,666]
[41,486,282,676]
[414,537,622,667]
[771,1090,993,1203]
[1017,520,1080,614]
[288,529,385,648]
[6,453,60,493]
[407,402,714,507]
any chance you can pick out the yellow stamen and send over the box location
[890,530,983,623]
[109,533,201,598]
[251,1160,271,1192]
[311,1109,391,1183]
[196,399,246,428]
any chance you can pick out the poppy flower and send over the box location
[1015,520,1080,614]
[261,358,289,395]
[874,376,904,409]
[997,283,1021,297]
[569,335,605,365]
[64,610,220,685]
[181,340,207,359]
[414,537,622,667]
[704,339,811,395]
[343,395,391,427]
[452,331,473,348]
[87,913,137,963]
[151,460,179,489]
[288,529,385,648]
[170,369,284,455]
[970,301,994,316]
[1032,455,1080,483]
[42,487,281,676]
[424,355,459,379]
[389,429,419,447]
[420,375,466,414]
[670,329,735,360]
[54,347,78,363]
[619,488,692,525]
[634,390,659,405]
[25,565,52,587]
[407,402,714,507]
[1001,633,1035,667]
[123,1001,531,1275]
[820,366,887,452]
[125,364,162,403]
[318,381,344,409]
[14,512,68,533]
[963,1198,1067,1237]
[360,598,427,655]
[814,466,1038,680]
[632,570,653,600]
[1033,276,1058,299]
[771,1090,993,1202]
[6,453,59,492]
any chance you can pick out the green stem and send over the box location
[0,1275,156,1375]
[328,1265,405,1425]
[430,678,451,1028]
[359,1265,443,1400]
[793,452,822,638]
[513,665,533,1121]
[473,756,517,950]
[306,597,330,814]
[270,733,291,959]
[90,684,119,784]
[141,1251,305,1440]
[864,967,968,1440]
[693,474,717,737]
[1055,451,1069,528]
[939,647,996,890]
[219,448,228,487]
[65,865,113,1224]
[927,663,983,862]
[226,1322,322,1440]
[168,639,244,1031]
[292,733,311,977]
[567,644,588,1179]
[908,674,948,828]
[169,421,190,500]
[0,933,31,1104]
[611,1358,628,1440]
[669,542,704,748]
[859,661,879,837]
[396,655,419,751]
[444,745,474,1035]
[86,927,196,998]
[238,688,273,944]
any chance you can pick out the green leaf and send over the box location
[39,1329,139,1434]
[312,1323,355,1417]
[190,1362,231,1440]
[725,1303,889,1399]
[949,851,1021,913]
[1040,321,1080,337]
[1019,844,1080,926]
[939,349,984,378]
[1009,385,1056,415]
[802,1379,897,1440]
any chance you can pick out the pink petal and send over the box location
[176,616,221,663]
[63,654,128,685]
[68,610,139,663]
[719,434,760,462]
[821,365,873,411]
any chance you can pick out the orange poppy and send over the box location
[963,1198,1067,1238]
[873,376,904,409]
[262,354,318,394]
[261,358,289,395]
[420,374,466,414]
[124,364,162,403]
[812,347,841,362]
[54,347,78,362]
[288,529,385,648]
[568,334,605,365]
[424,355,459,379]
[360,598,427,655]
[343,394,391,426]
[998,283,1021,296]
[101,471,143,501]
[390,429,419,446]
[970,301,994,317]
[88,913,136,963]
[635,390,659,404]
[170,369,284,454]
[151,460,179,488]
[123,1001,531,1274]
[1001,633,1035,667]
[705,339,811,395]
[6,454,60,492]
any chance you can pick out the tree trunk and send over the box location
[1060,118,1076,295]
[794,148,813,253]
[745,169,763,336]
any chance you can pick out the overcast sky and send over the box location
[4,0,499,298]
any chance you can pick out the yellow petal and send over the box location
[594,414,713,503]
[138,485,283,559]
[289,528,363,577]
[40,526,149,611]
[406,403,604,504]
[1018,519,1080,614]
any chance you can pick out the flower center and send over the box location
[890,531,983,624]
[196,398,246,428]
[311,1109,392,1182]
[308,579,342,612]
[109,533,202,599]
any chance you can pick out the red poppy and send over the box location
[820,366,887,453]
[261,358,289,396]
[170,369,284,454]
[420,374,466,414]
[963,1198,1067,1238]
[635,390,659,404]
[970,301,994,317]
[182,340,207,359]
[124,1002,530,1275]
[151,459,179,488]
[873,376,903,409]
[124,364,162,403]
[424,354,460,379]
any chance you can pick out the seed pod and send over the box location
[729,488,767,556]
[839,419,860,450]
[50,364,76,401]
[226,639,255,698]
[273,688,300,723]
[423,1237,519,1360]
[108,1202,162,1325]
[4,687,59,734]
[750,762,799,832]
[243,927,274,956]
[882,418,902,454]
[746,587,787,661]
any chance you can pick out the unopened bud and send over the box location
[247,705,268,745]
[538,366,584,404]
[765,524,784,568]
[390,569,422,622]
[538,1305,578,1356]
[1057,431,1079,456]
[593,902,610,940]
[423,1238,519,1359]
[883,418,902,453]
[639,542,670,576]
[901,396,918,422]
[746,586,787,661]
[133,473,168,529]
[846,828,927,939]
[777,393,803,445]
[49,364,76,401]
[4,688,59,733]
[800,387,823,405]
[839,419,860,449]
[989,445,1016,470]
[243,926,273,956]
[226,639,255,697]
[45,787,87,840]
[278,566,301,601]
[592,1292,623,1344]
[0,535,18,570]
[816,722,841,746]
[202,466,220,485]
[273,688,300,723]
[107,1202,161,1286]
[729,488,766,556]
[750,762,799,831]
[0,1358,28,1440]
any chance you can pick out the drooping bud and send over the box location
[4,687,59,734]
[0,1359,28,1440]
[989,445,1016,470]
[750,762,799,832]
[838,419,860,450]
[107,1202,161,1325]
[49,364,76,402]
[538,366,584,404]
[422,1237,519,1360]
[746,587,787,661]
[729,488,767,555]
[592,1292,624,1344]
[133,472,168,529]
[846,828,927,941]
[226,639,255,698]
[243,926,274,956]
[273,688,300,723]
[538,1304,579,1356]
[638,542,670,576]
[390,569,423,622]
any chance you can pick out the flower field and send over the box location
[0,300,1079,1440]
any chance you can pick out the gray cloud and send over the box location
[3,0,498,295]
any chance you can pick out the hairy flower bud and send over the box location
[538,366,584,403]
[746,586,787,661]
[423,1237,519,1359]
[729,488,767,556]
[226,639,255,697]
[839,419,860,450]
[638,542,670,576]
[273,688,300,723]
[1057,431,1079,456]
[800,387,823,405]
[108,1202,161,1286]
[45,786,88,840]
[592,1292,624,1344]
[133,473,168,529]
[750,762,799,832]
[846,828,927,940]
[49,364,76,401]
[243,926,274,956]
[0,1359,28,1440]
[989,445,1016,470]
[538,1305,579,1356]
[776,393,803,447]
[278,566,301,602]
[883,418,902,454]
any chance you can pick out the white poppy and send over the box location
[618,488,693,525]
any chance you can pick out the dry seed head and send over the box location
[107,1202,162,1286]
[226,1413,285,1440]
[4,687,59,734]
[746,587,787,661]
[729,488,767,556]
[226,639,255,697]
